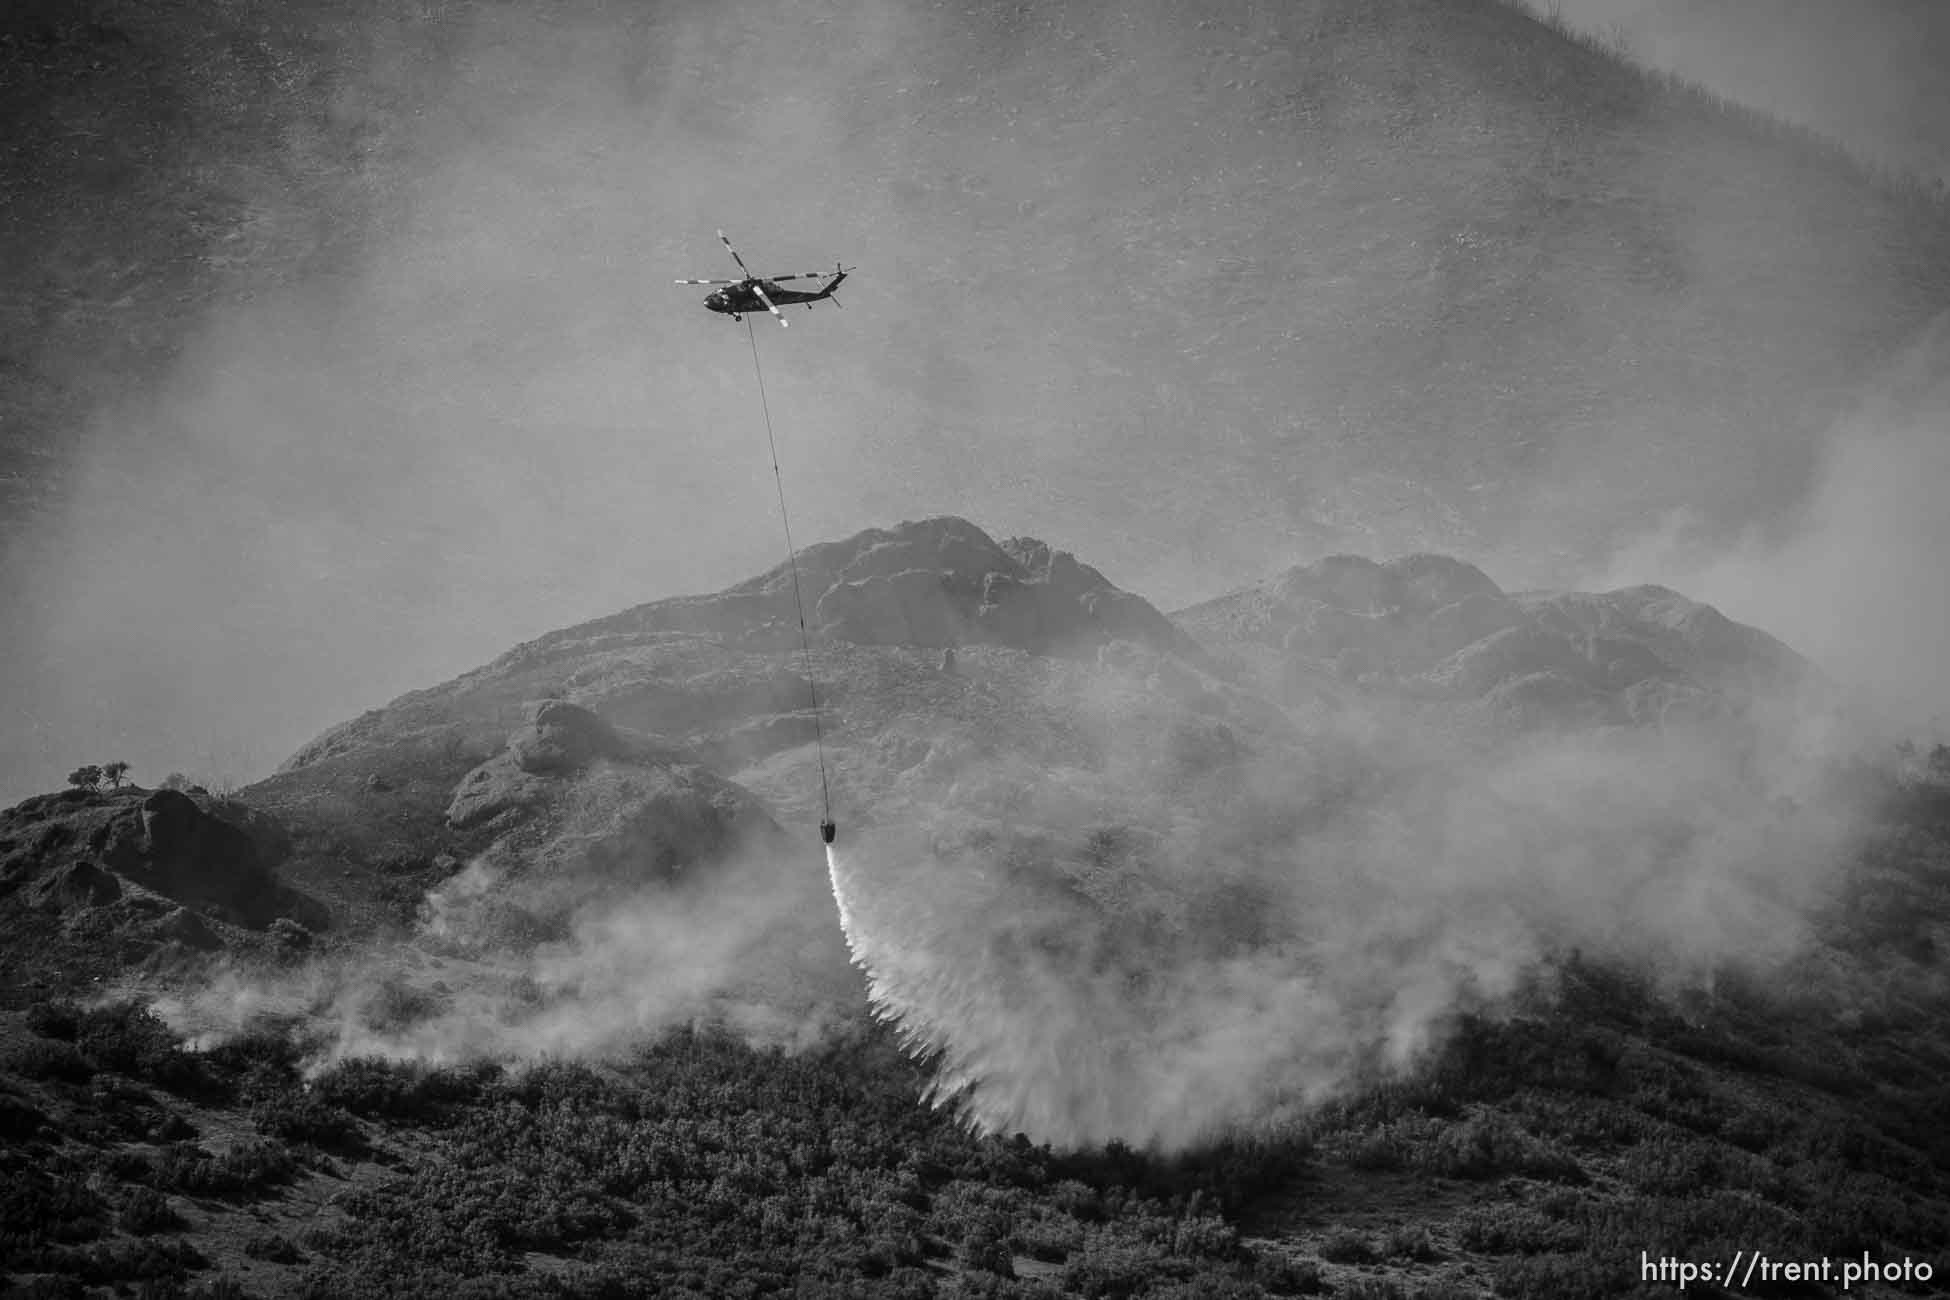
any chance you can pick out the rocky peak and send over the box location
[492,517,1200,670]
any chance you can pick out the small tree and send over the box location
[102,760,131,789]
[67,765,103,792]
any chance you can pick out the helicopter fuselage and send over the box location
[705,278,839,315]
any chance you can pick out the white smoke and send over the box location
[1588,315,1950,746]
[823,667,1867,1155]
[159,832,857,1069]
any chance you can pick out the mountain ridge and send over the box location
[4,514,1948,1298]
[8,0,1950,808]
[0,511,1864,1002]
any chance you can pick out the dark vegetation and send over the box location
[0,1003,1309,1298]
[5,825,1949,1300]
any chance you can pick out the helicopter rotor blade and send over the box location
[767,271,845,282]
[718,229,751,276]
[750,281,787,327]
[675,278,737,285]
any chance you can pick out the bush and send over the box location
[1317,1227,1377,1264]
[251,1093,367,1154]
[1335,1281,1407,1300]
[157,1112,200,1141]
[74,1001,212,1098]
[6,1277,88,1299]
[310,1055,494,1123]
[244,1231,303,1264]
[959,1225,1015,1277]
[0,1091,47,1140]
[1247,1249,1324,1294]
[0,1172,109,1254]
[1456,1205,1582,1255]
[204,1023,306,1081]
[145,1140,296,1199]
[1384,1223,1440,1262]
[119,1187,186,1235]
[8,1038,95,1084]
[26,998,82,1041]
[1491,1253,1617,1300]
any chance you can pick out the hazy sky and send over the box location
[2,0,1947,802]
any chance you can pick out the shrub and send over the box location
[7,1277,88,1299]
[1247,1249,1325,1294]
[959,1225,1015,1277]
[1456,1205,1582,1255]
[0,1091,47,1140]
[309,1055,501,1123]
[9,1038,95,1084]
[146,1139,296,1199]
[244,1231,303,1264]
[1384,1222,1441,1262]
[156,1112,200,1142]
[1491,1252,1616,1300]
[1335,1280,1407,1300]
[1317,1227,1377,1264]
[119,1187,186,1235]
[252,1093,367,1154]
[1014,1218,1079,1263]
[74,1001,212,1097]
[26,998,82,1040]
[0,1172,109,1252]
[205,1025,306,1104]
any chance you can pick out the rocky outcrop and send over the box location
[0,784,324,994]
[444,697,776,889]
[32,860,123,910]
[808,519,1201,660]
[510,699,636,775]
[1175,552,1815,736]
[448,699,656,830]
[480,517,1200,675]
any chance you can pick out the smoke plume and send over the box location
[823,655,1867,1154]
[1590,314,1950,744]
[157,828,856,1067]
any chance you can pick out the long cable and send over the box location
[745,316,833,825]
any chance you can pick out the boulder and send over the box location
[511,699,628,774]
[817,568,966,647]
[153,906,223,952]
[447,758,553,830]
[1486,671,1615,734]
[35,861,122,910]
[1424,593,1527,660]
[1384,554,1504,611]
[1424,624,1596,697]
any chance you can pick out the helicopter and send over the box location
[677,230,852,327]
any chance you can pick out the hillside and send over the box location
[7,0,1950,807]
[5,516,1949,1296]
[6,0,1948,566]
